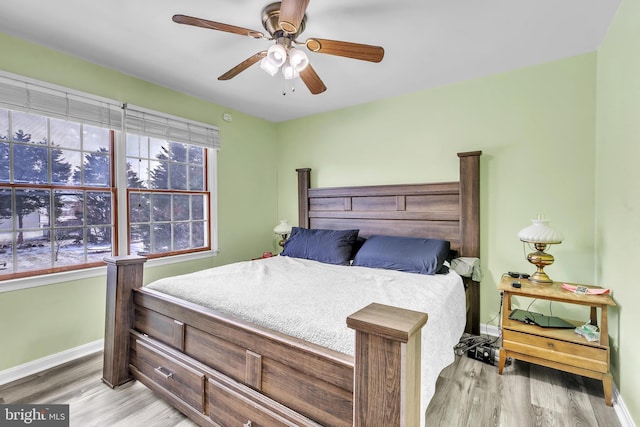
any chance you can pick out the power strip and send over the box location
[467,344,499,365]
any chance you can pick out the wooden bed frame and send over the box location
[102,151,481,427]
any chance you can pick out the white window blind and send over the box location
[124,104,220,149]
[0,72,122,130]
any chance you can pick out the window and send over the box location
[0,109,115,276]
[125,136,209,256]
[0,74,219,282]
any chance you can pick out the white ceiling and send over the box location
[0,0,620,123]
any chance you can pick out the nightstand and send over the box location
[498,275,616,406]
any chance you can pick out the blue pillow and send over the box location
[352,235,450,275]
[281,227,359,266]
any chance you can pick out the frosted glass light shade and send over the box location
[274,220,292,247]
[518,218,563,244]
[288,48,309,71]
[260,57,280,76]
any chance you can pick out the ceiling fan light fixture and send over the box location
[260,56,280,76]
[281,60,299,80]
[288,47,309,72]
[266,43,287,67]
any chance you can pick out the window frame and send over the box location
[0,72,219,291]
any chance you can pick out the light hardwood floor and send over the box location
[0,351,620,427]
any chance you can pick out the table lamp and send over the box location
[518,215,563,284]
[274,220,292,247]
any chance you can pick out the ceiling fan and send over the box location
[172,0,385,95]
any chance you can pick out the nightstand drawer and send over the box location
[132,338,206,412]
[503,329,608,373]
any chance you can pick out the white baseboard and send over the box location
[0,339,104,386]
[479,323,635,426]
[613,383,637,427]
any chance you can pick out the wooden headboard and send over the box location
[296,151,481,334]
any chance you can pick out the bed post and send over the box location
[102,255,147,388]
[347,303,428,427]
[457,151,481,335]
[296,168,311,229]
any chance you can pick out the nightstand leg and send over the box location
[498,348,506,374]
[603,373,613,406]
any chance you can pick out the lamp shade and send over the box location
[288,47,309,72]
[273,220,292,236]
[266,44,287,67]
[518,216,563,244]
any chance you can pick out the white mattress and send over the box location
[146,255,466,424]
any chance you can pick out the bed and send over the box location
[102,150,481,426]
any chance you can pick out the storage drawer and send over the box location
[207,374,322,427]
[132,338,205,412]
[503,329,608,373]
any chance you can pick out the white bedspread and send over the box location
[146,255,466,424]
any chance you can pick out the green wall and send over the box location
[277,53,598,326]
[0,32,279,370]
[596,0,640,422]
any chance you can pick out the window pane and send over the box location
[172,194,190,221]
[192,195,204,220]
[152,193,171,222]
[152,223,171,253]
[83,125,110,152]
[0,232,13,275]
[0,188,12,229]
[188,145,204,165]
[54,190,83,226]
[169,163,187,190]
[126,133,142,157]
[50,118,80,149]
[130,224,149,255]
[83,151,110,187]
[12,111,47,144]
[0,109,9,141]
[173,223,190,250]
[53,226,84,267]
[126,158,147,188]
[188,165,204,191]
[16,240,51,272]
[55,149,80,186]
[169,142,187,162]
[0,142,9,182]
[13,144,49,184]
[86,191,111,225]
[129,192,150,222]
[149,160,167,189]
[15,189,50,231]
[87,226,112,262]
[192,221,205,248]
[149,138,165,159]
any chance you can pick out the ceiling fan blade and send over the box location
[279,0,310,34]
[300,64,327,95]
[305,38,384,63]
[173,14,264,39]
[218,51,267,81]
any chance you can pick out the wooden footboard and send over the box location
[103,256,428,426]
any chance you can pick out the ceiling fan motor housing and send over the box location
[262,2,306,38]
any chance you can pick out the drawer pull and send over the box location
[154,366,174,379]
[244,421,252,427]
[547,342,555,349]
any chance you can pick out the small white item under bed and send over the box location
[146,255,466,424]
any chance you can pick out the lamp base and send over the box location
[527,250,555,285]
[529,270,553,284]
